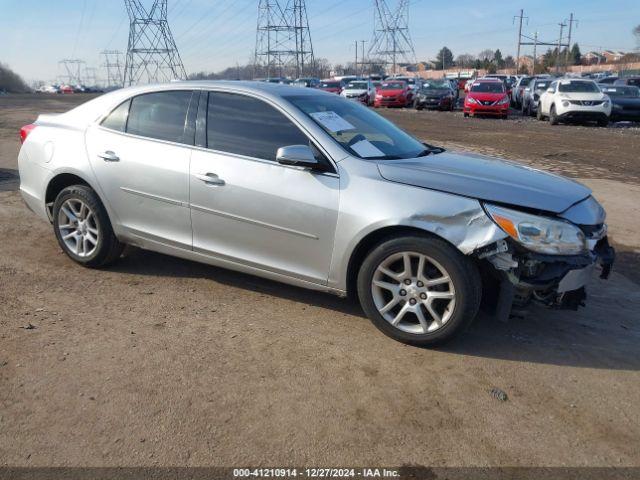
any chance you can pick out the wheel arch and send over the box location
[345,225,457,298]
[45,170,101,222]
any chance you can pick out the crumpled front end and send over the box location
[474,196,615,320]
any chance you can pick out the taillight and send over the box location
[20,124,37,144]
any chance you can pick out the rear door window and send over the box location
[206,92,310,162]
[126,91,193,144]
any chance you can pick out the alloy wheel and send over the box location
[57,198,100,258]
[371,251,456,334]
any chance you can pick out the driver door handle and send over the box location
[98,151,120,162]
[194,172,225,186]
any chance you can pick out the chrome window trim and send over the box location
[95,86,341,176]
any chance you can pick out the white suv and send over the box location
[537,79,611,126]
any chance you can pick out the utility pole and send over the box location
[565,13,578,67]
[355,40,358,75]
[556,21,566,74]
[532,32,538,74]
[360,40,367,76]
[513,9,528,75]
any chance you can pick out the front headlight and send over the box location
[562,100,570,108]
[485,204,587,255]
[603,100,610,108]
[467,97,478,104]
[497,96,510,105]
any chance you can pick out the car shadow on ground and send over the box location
[110,248,640,371]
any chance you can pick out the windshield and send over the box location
[601,86,640,97]
[285,94,427,160]
[558,81,599,93]
[320,82,340,88]
[421,81,450,90]
[347,82,368,89]
[381,82,405,90]
[470,82,505,93]
[519,77,533,86]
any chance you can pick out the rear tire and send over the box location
[52,185,124,268]
[597,118,609,127]
[357,235,482,347]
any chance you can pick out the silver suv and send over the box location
[18,81,615,346]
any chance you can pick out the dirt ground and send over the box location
[1,94,639,469]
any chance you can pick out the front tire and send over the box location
[53,185,124,268]
[357,236,481,346]
[549,104,559,125]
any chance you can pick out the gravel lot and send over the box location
[1,94,639,469]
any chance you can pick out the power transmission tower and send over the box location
[58,59,86,85]
[101,50,125,89]
[124,0,187,86]
[84,67,98,87]
[367,0,417,76]
[254,0,315,79]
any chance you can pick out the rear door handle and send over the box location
[98,151,120,162]
[194,173,225,186]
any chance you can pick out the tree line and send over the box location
[0,63,30,93]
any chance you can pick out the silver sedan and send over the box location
[18,81,614,346]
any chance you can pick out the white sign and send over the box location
[350,139,384,158]
[309,111,356,132]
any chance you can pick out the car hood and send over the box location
[559,93,606,101]
[379,89,405,96]
[344,89,367,95]
[610,96,640,106]
[419,89,450,97]
[467,92,505,102]
[376,151,591,214]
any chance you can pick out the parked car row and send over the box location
[528,77,640,126]
[36,84,104,94]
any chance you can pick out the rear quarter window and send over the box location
[100,99,131,132]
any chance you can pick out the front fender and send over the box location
[328,158,507,291]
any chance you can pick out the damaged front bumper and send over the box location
[477,236,615,321]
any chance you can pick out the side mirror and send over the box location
[546,88,554,94]
[276,145,319,169]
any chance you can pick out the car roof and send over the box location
[113,80,327,99]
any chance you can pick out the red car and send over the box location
[463,79,510,119]
[374,80,412,108]
[318,80,342,95]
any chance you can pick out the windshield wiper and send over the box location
[417,143,446,157]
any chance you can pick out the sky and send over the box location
[0,0,638,83]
